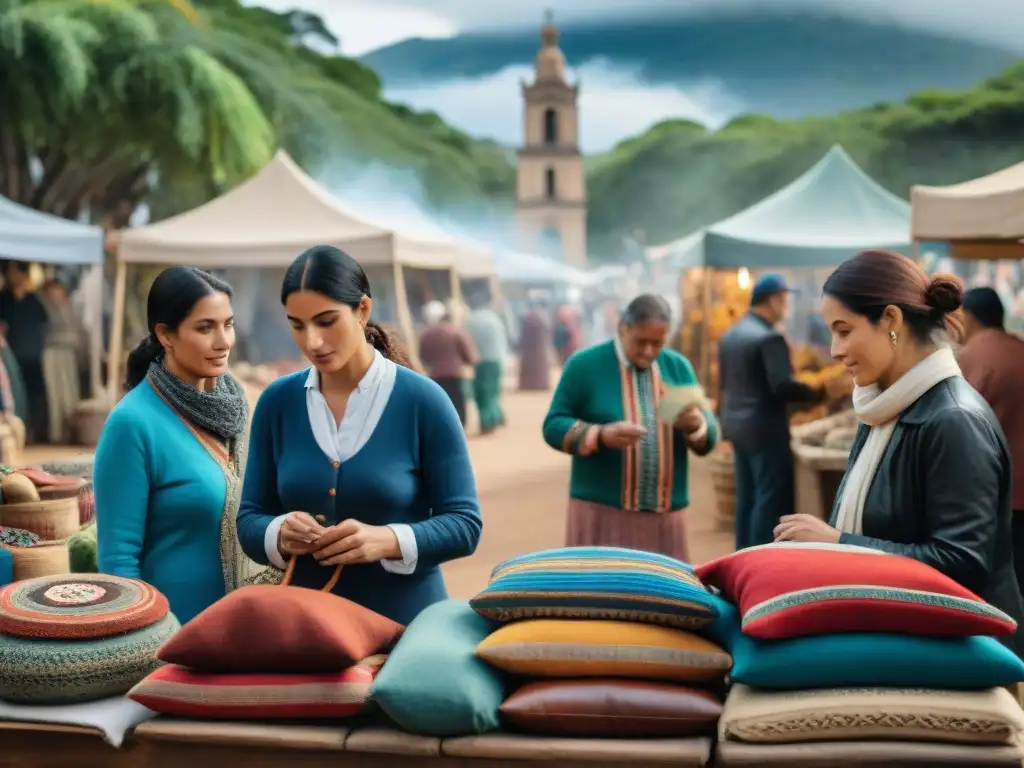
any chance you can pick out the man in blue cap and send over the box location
[718,273,824,550]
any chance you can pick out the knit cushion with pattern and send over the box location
[0,613,179,705]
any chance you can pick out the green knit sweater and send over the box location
[542,341,718,512]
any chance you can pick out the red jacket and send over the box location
[958,329,1024,511]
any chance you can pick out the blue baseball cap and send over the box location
[751,273,795,304]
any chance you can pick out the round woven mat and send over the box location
[0,574,169,640]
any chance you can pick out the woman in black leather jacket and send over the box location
[773,249,1024,656]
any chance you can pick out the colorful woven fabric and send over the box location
[129,655,385,719]
[0,613,179,705]
[0,574,170,640]
[0,526,40,548]
[695,542,1017,640]
[470,546,719,629]
[477,619,732,683]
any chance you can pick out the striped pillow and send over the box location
[128,655,386,719]
[470,546,719,629]
[694,542,1017,640]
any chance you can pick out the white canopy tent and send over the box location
[111,151,494,395]
[0,194,106,396]
[495,251,595,287]
[911,163,1024,259]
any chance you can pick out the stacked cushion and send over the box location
[371,600,507,736]
[720,684,1024,746]
[130,654,387,719]
[0,574,178,704]
[471,546,720,628]
[698,543,1024,756]
[695,542,1016,640]
[471,546,729,739]
[132,576,404,720]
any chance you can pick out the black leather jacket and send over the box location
[831,376,1024,655]
[718,313,820,451]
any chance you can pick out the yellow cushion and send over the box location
[476,619,732,683]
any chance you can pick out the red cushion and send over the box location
[129,656,386,719]
[157,584,403,673]
[694,542,1017,640]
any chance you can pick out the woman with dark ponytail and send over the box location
[94,266,254,624]
[236,245,482,625]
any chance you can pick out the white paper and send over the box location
[0,695,157,747]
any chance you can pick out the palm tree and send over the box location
[0,0,274,224]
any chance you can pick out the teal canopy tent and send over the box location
[700,144,911,269]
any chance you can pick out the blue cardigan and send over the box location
[236,366,482,625]
[93,380,229,624]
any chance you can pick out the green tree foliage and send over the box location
[584,63,1024,261]
[0,0,515,229]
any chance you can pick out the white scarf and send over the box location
[834,347,962,535]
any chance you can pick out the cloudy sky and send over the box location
[255,0,1023,56]
[247,1,1023,152]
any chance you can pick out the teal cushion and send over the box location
[0,548,11,586]
[370,599,506,736]
[470,546,718,629]
[711,600,1024,690]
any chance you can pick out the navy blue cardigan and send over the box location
[236,367,482,625]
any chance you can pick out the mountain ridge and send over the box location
[363,10,1016,121]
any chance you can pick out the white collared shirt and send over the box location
[262,349,418,573]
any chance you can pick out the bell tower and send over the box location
[515,11,588,267]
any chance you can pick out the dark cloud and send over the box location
[372,0,1024,51]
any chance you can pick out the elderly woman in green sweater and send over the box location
[542,294,718,562]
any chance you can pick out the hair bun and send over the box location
[924,273,963,314]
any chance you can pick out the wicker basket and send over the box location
[2,540,71,581]
[0,497,81,540]
[35,477,90,501]
[709,447,736,531]
[74,399,110,447]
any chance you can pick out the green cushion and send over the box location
[0,613,179,704]
[370,599,506,736]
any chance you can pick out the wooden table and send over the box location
[0,718,713,767]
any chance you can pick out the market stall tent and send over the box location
[911,163,1024,259]
[0,194,106,396]
[496,251,594,287]
[703,144,911,268]
[111,151,488,397]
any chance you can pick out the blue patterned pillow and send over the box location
[711,600,1024,690]
[470,546,719,629]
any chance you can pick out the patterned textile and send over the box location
[719,684,1024,746]
[0,575,170,640]
[695,542,1018,641]
[0,526,40,548]
[712,599,1024,691]
[470,546,719,629]
[476,618,732,683]
[617,347,674,513]
[0,613,179,705]
[129,655,385,719]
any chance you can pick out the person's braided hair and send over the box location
[364,321,412,369]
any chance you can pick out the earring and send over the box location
[889,331,897,348]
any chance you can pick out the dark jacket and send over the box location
[831,376,1024,655]
[718,312,819,451]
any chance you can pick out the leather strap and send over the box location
[281,556,342,592]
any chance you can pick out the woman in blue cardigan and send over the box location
[94,267,251,624]
[236,245,482,625]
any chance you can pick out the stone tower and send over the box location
[516,11,588,267]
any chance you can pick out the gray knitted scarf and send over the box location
[147,361,248,441]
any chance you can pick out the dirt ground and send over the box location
[21,375,735,599]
